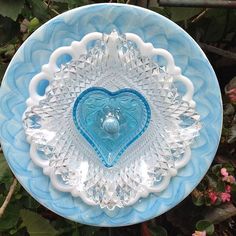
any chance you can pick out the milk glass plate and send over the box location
[0,3,222,226]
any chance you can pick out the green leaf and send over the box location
[196,220,214,235]
[167,7,204,22]
[224,103,235,116]
[117,0,125,3]
[72,231,80,236]
[205,174,218,189]
[0,196,20,231]
[0,153,12,185]
[203,9,228,42]
[0,0,24,21]
[0,153,9,181]
[9,228,18,235]
[20,209,58,236]
[22,195,40,209]
[192,195,204,206]
[211,164,222,176]
[231,184,236,204]
[223,163,235,172]
[216,181,225,192]
[67,0,87,9]
[28,17,40,33]
[0,15,20,45]
[29,0,49,22]
[0,62,8,82]
[149,225,168,236]
[197,180,208,191]
[149,7,170,18]
[227,124,236,143]
[204,196,212,207]
[79,226,100,236]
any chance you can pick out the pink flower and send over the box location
[221,168,228,177]
[192,231,206,236]
[225,185,231,193]
[223,175,236,184]
[227,88,236,103]
[220,192,231,202]
[208,192,218,204]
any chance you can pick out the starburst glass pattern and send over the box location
[23,31,201,210]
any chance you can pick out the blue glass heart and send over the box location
[73,87,151,168]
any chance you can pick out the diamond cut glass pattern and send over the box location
[23,31,201,210]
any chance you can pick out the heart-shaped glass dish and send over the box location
[0,4,222,226]
[73,87,151,168]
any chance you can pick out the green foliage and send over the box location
[196,220,214,235]
[0,153,12,183]
[29,0,50,22]
[231,184,236,204]
[28,17,40,33]
[0,15,20,45]
[192,194,204,207]
[167,7,204,22]
[192,161,236,208]
[0,0,25,21]
[20,209,59,236]
[0,196,20,231]
[149,225,168,236]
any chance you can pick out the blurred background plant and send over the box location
[0,0,236,235]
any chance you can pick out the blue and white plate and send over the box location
[0,3,222,226]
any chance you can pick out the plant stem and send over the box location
[159,0,236,8]
[200,43,236,60]
[191,9,209,23]
[43,1,60,15]
[0,178,18,218]
[108,227,112,236]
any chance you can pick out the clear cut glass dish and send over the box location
[23,30,201,210]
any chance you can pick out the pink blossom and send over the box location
[223,175,236,184]
[208,192,217,204]
[227,88,236,103]
[220,192,231,202]
[221,168,228,177]
[225,185,232,193]
[192,231,206,236]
